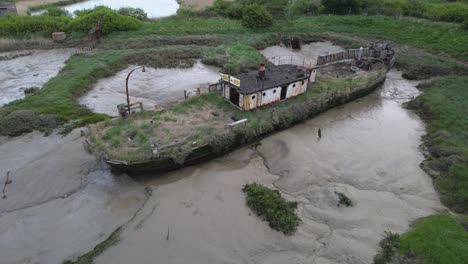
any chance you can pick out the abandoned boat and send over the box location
[86,43,396,173]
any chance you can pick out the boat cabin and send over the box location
[0,2,17,16]
[220,64,316,111]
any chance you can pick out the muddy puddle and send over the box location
[90,69,443,264]
[0,49,72,106]
[261,42,345,66]
[79,60,220,115]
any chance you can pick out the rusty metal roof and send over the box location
[0,2,18,16]
[230,65,308,95]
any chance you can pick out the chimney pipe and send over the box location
[258,63,266,80]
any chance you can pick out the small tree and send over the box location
[241,4,273,29]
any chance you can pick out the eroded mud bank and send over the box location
[0,49,72,106]
[79,61,220,115]
[92,70,443,264]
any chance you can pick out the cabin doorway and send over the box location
[229,87,240,106]
[280,86,287,100]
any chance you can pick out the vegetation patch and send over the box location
[202,43,268,74]
[399,214,468,264]
[335,191,354,207]
[68,6,142,34]
[242,183,300,235]
[0,14,70,36]
[63,227,121,264]
[406,76,468,213]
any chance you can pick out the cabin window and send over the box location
[252,95,256,100]
[273,89,277,93]
[313,70,316,73]
[293,84,296,88]
[263,92,266,96]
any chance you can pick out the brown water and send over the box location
[93,70,443,264]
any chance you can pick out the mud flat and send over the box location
[79,61,220,116]
[93,70,443,264]
[0,49,72,106]
[0,130,147,264]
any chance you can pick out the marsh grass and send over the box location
[242,183,300,235]
[411,76,468,213]
[399,214,468,264]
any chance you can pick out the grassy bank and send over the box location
[374,214,468,264]
[407,76,468,213]
[399,214,468,264]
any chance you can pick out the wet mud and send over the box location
[79,61,220,115]
[93,70,443,264]
[0,49,72,106]
[0,130,147,264]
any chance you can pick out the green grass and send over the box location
[399,214,468,264]
[105,15,468,61]
[203,43,268,74]
[242,183,300,235]
[413,76,468,213]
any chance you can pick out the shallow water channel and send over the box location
[0,69,443,263]
[32,0,180,18]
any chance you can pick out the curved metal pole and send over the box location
[125,65,146,111]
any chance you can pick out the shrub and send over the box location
[0,14,70,36]
[241,4,273,29]
[68,6,141,34]
[242,183,300,235]
[117,7,147,20]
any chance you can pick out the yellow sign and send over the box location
[220,73,229,82]
[230,76,241,87]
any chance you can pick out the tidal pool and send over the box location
[0,49,72,107]
[79,61,221,116]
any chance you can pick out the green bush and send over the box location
[241,4,273,29]
[68,6,141,34]
[45,7,70,17]
[424,2,468,23]
[117,7,148,20]
[0,14,70,36]
[242,183,300,235]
